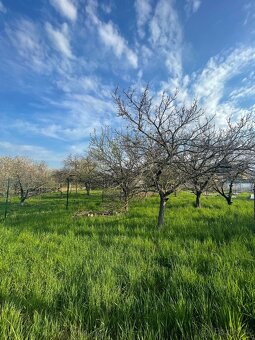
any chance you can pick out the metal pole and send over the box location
[66,178,70,210]
[4,178,10,219]
[253,183,255,221]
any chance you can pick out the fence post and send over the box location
[66,177,70,210]
[253,183,255,221]
[4,178,10,220]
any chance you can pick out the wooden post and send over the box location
[66,178,70,210]
[4,178,10,220]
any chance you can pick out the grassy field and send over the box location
[0,191,255,339]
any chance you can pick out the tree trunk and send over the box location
[195,191,202,208]
[123,191,129,212]
[226,196,233,205]
[19,185,28,205]
[157,195,168,228]
[226,182,233,205]
[85,182,91,196]
[20,192,28,205]
[124,198,129,212]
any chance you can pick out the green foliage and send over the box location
[0,191,254,339]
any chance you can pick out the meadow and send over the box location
[0,191,255,339]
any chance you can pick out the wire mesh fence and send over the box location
[0,177,254,221]
[0,177,104,221]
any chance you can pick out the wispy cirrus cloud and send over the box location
[0,1,6,13]
[10,85,115,142]
[45,22,73,59]
[192,46,255,111]
[185,0,201,16]
[135,0,152,39]
[149,0,183,81]
[49,0,77,22]
[86,0,138,68]
[243,2,255,25]
[5,19,48,73]
[160,44,255,125]
[230,85,255,102]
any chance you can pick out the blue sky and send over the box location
[0,0,255,167]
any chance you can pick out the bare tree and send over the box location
[213,161,252,205]
[90,128,143,212]
[212,115,255,205]
[180,124,217,208]
[64,154,81,194]
[113,86,208,227]
[52,168,69,197]
[77,156,97,196]
[178,113,255,207]
[63,154,98,196]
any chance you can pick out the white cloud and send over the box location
[68,142,90,154]
[155,46,255,125]
[135,0,152,38]
[11,87,116,143]
[86,0,138,69]
[5,19,48,73]
[98,22,138,68]
[0,141,63,164]
[243,2,255,25]
[45,22,73,59]
[210,102,255,126]
[100,3,112,14]
[49,0,77,22]
[159,45,255,125]
[230,85,255,101]
[149,0,183,80]
[192,46,255,113]
[0,1,6,13]
[185,0,201,16]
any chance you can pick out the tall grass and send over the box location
[0,191,254,339]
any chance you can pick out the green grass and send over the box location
[0,191,255,339]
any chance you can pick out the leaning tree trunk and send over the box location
[221,183,233,205]
[216,183,234,206]
[157,194,169,228]
[217,192,233,205]
[124,198,129,212]
[195,191,202,208]
[20,190,28,205]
